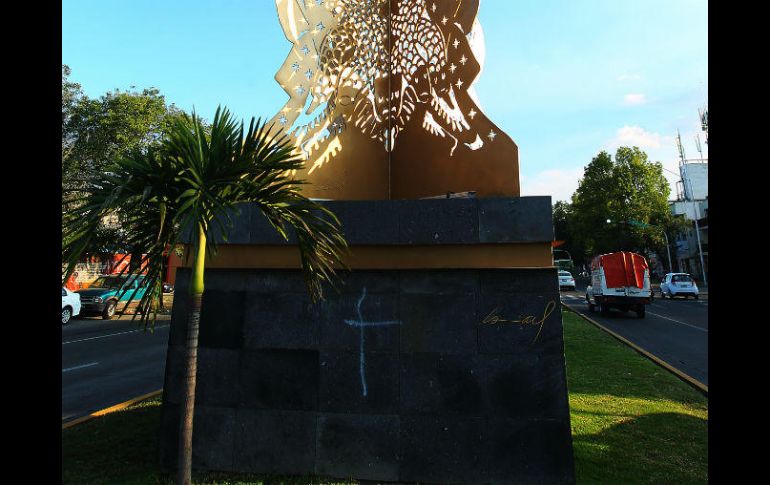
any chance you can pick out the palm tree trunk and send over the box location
[177,226,207,485]
[158,203,167,311]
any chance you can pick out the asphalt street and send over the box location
[62,314,170,422]
[561,280,708,386]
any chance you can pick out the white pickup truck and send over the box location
[585,251,651,318]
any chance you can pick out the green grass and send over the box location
[563,308,707,484]
[62,309,707,484]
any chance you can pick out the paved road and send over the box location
[62,315,170,422]
[560,282,708,386]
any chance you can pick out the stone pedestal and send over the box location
[160,197,575,484]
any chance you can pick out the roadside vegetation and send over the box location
[552,147,689,271]
[62,309,707,484]
[61,106,349,484]
[63,66,349,484]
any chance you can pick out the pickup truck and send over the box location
[585,251,651,318]
[76,274,147,319]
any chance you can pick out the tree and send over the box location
[552,200,587,270]
[62,106,349,485]
[61,65,185,192]
[62,66,198,284]
[567,147,684,262]
[62,65,81,130]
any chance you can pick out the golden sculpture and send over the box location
[271,0,519,199]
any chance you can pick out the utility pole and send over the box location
[676,130,707,286]
[686,176,707,286]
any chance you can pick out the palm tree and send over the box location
[63,144,183,321]
[62,106,348,485]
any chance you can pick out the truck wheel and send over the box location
[102,300,117,320]
[694,294,699,300]
[636,306,646,318]
[599,303,610,316]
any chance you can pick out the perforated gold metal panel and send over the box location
[271,0,519,199]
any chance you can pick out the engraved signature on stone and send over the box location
[344,287,401,397]
[480,300,557,344]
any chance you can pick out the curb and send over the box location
[561,303,708,396]
[62,389,163,430]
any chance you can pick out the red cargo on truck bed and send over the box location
[591,251,649,289]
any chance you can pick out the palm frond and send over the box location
[63,105,349,329]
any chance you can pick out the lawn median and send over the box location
[62,310,707,484]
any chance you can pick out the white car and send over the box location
[660,273,699,299]
[62,287,81,325]
[558,270,576,291]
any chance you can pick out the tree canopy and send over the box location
[554,147,686,267]
[62,65,186,191]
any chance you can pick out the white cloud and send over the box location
[604,125,708,199]
[520,167,585,203]
[522,124,708,205]
[623,93,647,105]
[607,125,673,150]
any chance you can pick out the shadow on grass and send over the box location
[63,310,706,484]
[62,397,355,485]
[62,399,162,485]
[573,412,708,485]
[562,310,707,483]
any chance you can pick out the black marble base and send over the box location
[161,197,575,484]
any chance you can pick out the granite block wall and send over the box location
[160,267,575,484]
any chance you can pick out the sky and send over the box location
[62,0,708,202]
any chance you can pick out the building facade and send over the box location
[669,162,708,282]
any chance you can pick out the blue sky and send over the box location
[63,0,708,202]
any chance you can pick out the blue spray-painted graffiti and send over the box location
[344,287,401,397]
